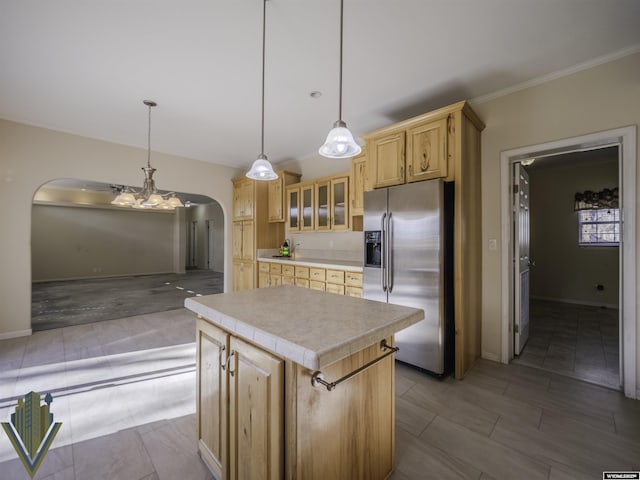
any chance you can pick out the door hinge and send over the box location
[513,184,519,194]
[514,324,519,334]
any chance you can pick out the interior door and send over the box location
[514,163,531,355]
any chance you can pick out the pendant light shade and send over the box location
[319,0,361,159]
[247,153,278,180]
[246,0,278,181]
[319,120,361,158]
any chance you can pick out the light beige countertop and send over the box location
[257,256,363,272]
[185,285,423,370]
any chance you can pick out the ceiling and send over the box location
[2,1,639,172]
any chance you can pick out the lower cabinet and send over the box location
[197,318,283,480]
[233,260,254,292]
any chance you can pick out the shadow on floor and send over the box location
[31,270,224,331]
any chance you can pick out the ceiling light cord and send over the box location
[261,0,266,155]
[338,0,343,122]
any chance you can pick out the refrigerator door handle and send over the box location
[387,212,393,293]
[381,212,387,292]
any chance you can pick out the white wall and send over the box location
[0,119,236,337]
[529,157,619,307]
[32,204,178,281]
[473,52,639,389]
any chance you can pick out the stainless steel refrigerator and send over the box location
[363,180,454,375]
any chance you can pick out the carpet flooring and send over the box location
[31,270,224,331]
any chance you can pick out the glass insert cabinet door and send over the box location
[301,184,314,230]
[316,181,330,230]
[331,176,349,230]
[288,188,299,231]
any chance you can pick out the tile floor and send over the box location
[1,309,639,479]
[513,299,620,389]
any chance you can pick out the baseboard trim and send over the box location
[0,329,32,340]
[530,295,618,310]
[482,351,502,363]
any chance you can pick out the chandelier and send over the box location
[111,100,184,210]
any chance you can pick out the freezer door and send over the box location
[387,181,444,373]
[363,189,389,304]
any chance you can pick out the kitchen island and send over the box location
[185,285,423,480]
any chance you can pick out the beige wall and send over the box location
[529,157,619,307]
[185,201,225,272]
[0,119,236,336]
[32,204,178,281]
[473,52,639,385]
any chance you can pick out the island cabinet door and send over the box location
[228,336,284,480]
[196,319,229,480]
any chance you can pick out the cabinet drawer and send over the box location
[259,262,270,273]
[295,266,309,279]
[295,278,309,288]
[326,283,345,295]
[281,275,295,286]
[310,268,326,282]
[270,263,282,275]
[270,275,282,286]
[345,272,363,287]
[326,269,345,285]
[345,286,363,298]
[282,265,295,277]
[309,280,326,291]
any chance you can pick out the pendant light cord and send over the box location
[147,103,152,168]
[260,0,266,155]
[338,0,344,122]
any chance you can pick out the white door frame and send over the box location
[499,126,637,399]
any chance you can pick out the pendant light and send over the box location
[111,100,184,209]
[246,0,278,181]
[319,0,361,159]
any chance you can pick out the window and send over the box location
[578,209,619,246]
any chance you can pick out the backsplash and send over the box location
[287,231,363,262]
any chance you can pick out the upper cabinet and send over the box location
[363,102,482,190]
[349,147,367,217]
[233,178,254,220]
[286,174,349,232]
[268,171,301,223]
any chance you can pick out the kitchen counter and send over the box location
[185,285,422,370]
[256,255,363,272]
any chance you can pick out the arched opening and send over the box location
[31,178,224,330]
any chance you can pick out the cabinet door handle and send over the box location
[408,164,413,177]
[220,345,227,370]
[399,165,404,179]
[227,350,236,376]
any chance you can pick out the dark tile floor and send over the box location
[31,270,224,331]
[513,299,620,389]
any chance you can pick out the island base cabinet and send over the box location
[286,339,395,480]
[196,319,229,480]
[229,336,284,480]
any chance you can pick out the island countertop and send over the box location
[185,285,423,370]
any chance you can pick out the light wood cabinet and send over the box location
[406,117,448,182]
[258,261,363,298]
[268,171,301,223]
[196,318,228,480]
[228,336,284,480]
[233,178,254,220]
[232,177,286,291]
[197,319,283,480]
[287,173,350,232]
[362,100,485,378]
[350,148,368,217]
